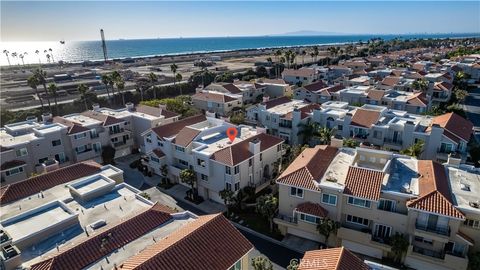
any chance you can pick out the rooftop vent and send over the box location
[90,219,107,230]
[469,201,479,209]
[460,183,471,192]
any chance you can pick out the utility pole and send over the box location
[100,29,108,63]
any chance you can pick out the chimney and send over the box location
[42,159,60,173]
[125,102,134,111]
[205,111,216,118]
[256,126,267,134]
[249,138,261,155]
[41,113,52,124]
[447,153,462,167]
[330,135,344,148]
[92,103,100,112]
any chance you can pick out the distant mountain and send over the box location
[276,30,348,36]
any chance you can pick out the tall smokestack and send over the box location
[100,29,108,63]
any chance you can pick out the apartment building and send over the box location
[142,114,284,204]
[282,68,318,85]
[0,161,253,270]
[311,103,472,161]
[246,96,319,144]
[192,91,242,116]
[275,146,477,270]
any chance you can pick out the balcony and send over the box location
[274,214,298,225]
[412,245,444,259]
[415,221,450,237]
[109,128,127,135]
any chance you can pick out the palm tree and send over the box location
[19,54,25,66]
[27,75,44,111]
[317,218,340,247]
[170,63,178,89]
[275,50,283,78]
[301,50,306,65]
[401,140,424,158]
[110,71,122,103]
[46,54,51,63]
[3,50,10,66]
[116,78,126,105]
[180,169,197,200]
[77,83,89,111]
[297,122,318,145]
[48,48,55,62]
[219,189,235,216]
[317,127,334,145]
[35,50,41,64]
[148,72,158,99]
[175,73,183,94]
[256,194,278,232]
[34,69,52,112]
[313,46,319,62]
[101,74,112,100]
[11,52,18,65]
[47,83,60,115]
[412,79,429,93]
[390,233,409,264]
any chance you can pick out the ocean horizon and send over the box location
[1,33,479,67]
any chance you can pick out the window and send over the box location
[74,132,87,140]
[93,142,102,153]
[249,158,252,167]
[378,199,396,212]
[337,125,343,131]
[229,260,242,270]
[374,224,392,239]
[38,157,48,164]
[197,159,206,167]
[158,141,163,147]
[90,129,98,138]
[178,159,188,166]
[55,152,66,163]
[146,134,152,143]
[52,139,62,147]
[75,145,86,154]
[151,156,160,163]
[234,182,240,191]
[226,182,232,191]
[464,219,480,229]
[16,147,28,157]
[5,166,24,176]
[290,187,304,198]
[201,174,208,181]
[414,236,433,245]
[347,196,371,208]
[346,214,369,226]
[299,213,321,224]
[259,153,263,161]
[225,166,232,175]
[234,165,239,174]
[175,145,185,152]
[322,193,337,206]
[373,131,381,139]
[277,145,282,152]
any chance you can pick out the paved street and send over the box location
[464,87,480,141]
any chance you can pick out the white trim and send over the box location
[457,233,474,246]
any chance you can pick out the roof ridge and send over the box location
[334,247,345,270]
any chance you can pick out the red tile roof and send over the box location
[119,214,253,270]
[222,83,242,94]
[30,203,174,270]
[173,127,201,147]
[433,81,453,92]
[193,92,238,103]
[296,202,328,218]
[367,89,385,101]
[381,76,401,87]
[67,124,90,135]
[152,148,165,158]
[211,133,283,166]
[263,96,291,109]
[81,111,125,126]
[429,112,473,143]
[276,146,338,191]
[283,104,321,120]
[303,81,328,92]
[151,114,206,139]
[0,161,102,204]
[407,92,428,107]
[1,160,26,171]
[298,247,369,270]
[407,160,464,219]
[351,109,381,128]
[317,85,345,95]
[344,166,384,201]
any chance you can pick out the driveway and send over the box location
[115,154,153,190]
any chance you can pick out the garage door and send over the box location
[288,227,321,242]
[342,240,382,259]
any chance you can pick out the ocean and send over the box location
[1,33,479,66]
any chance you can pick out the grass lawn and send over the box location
[229,210,284,241]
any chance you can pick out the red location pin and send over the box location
[226,127,238,143]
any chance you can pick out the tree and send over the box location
[148,72,159,99]
[229,112,245,125]
[175,73,183,94]
[101,74,112,100]
[34,69,52,112]
[454,88,468,103]
[251,256,273,270]
[116,78,126,105]
[412,79,429,93]
[401,140,424,158]
[47,83,59,115]
[160,164,169,184]
[256,194,278,232]
[343,138,359,148]
[101,145,116,165]
[468,251,480,270]
[180,169,197,200]
[27,75,44,111]
[3,50,10,66]
[317,218,340,246]
[77,84,89,110]
[390,233,409,264]
[317,127,334,145]
[219,188,235,216]
[170,63,178,89]
[297,122,318,146]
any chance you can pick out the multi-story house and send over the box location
[142,114,284,204]
[282,68,318,85]
[246,97,319,144]
[311,103,472,162]
[192,91,242,116]
[275,145,476,270]
[0,161,253,270]
[0,113,70,183]
[294,82,345,104]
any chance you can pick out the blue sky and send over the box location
[1,1,479,41]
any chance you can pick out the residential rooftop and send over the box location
[447,165,480,215]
